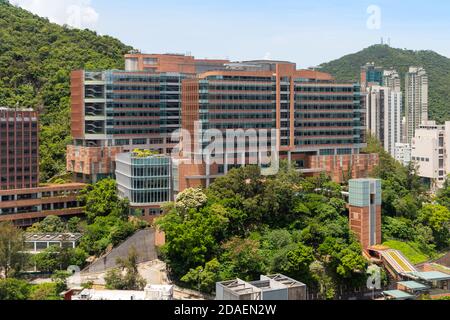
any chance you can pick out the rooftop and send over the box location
[73,289,146,301]
[398,281,429,291]
[412,271,450,282]
[24,233,83,242]
[382,290,415,300]
[218,274,306,296]
[0,107,35,111]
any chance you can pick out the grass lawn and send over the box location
[383,240,434,265]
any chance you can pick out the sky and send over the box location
[9,0,450,68]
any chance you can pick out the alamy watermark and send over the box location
[367,5,382,30]
[170,121,280,176]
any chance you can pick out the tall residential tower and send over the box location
[365,69,402,156]
[405,67,428,144]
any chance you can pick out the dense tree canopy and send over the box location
[157,164,368,297]
[364,135,450,257]
[0,223,27,278]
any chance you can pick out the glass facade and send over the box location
[115,153,173,206]
[83,71,189,152]
[349,179,382,207]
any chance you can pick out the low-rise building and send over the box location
[216,274,307,300]
[0,182,86,227]
[24,233,83,253]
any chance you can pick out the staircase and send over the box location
[82,229,158,274]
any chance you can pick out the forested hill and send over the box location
[0,0,132,181]
[319,44,450,123]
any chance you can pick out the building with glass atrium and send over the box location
[115,152,173,220]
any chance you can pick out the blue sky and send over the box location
[12,0,450,67]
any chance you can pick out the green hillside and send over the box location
[319,44,450,123]
[0,0,132,180]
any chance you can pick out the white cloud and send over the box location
[10,0,99,29]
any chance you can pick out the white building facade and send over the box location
[395,143,412,166]
[411,121,450,189]
[365,85,402,157]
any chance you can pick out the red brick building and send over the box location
[177,61,378,189]
[67,54,230,183]
[0,108,85,227]
[0,108,39,190]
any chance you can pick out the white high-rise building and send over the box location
[365,85,402,157]
[405,67,428,144]
[411,121,450,190]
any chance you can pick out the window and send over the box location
[133,138,147,145]
[115,139,130,146]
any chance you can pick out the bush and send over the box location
[29,283,61,301]
[0,278,30,300]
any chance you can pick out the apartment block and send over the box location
[365,85,402,156]
[405,67,428,144]
[178,60,375,189]
[0,108,39,190]
[383,69,402,92]
[348,178,382,249]
[115,152,173,221]
[361,62,383,91]
[411,121,450,189]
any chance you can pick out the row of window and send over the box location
[132,165,170,177]
[207,85,275,91]
[297,122,356,128]
[206,113,274,120]
[109,94,180,100]
[110,111,180,117]
[111,85,181,91]
[206,123,274,130]
[412,156,430,162]
[0,123,38,129]
[206,94,275,101]
[295,87,354,93]
[296,95,356,101]
[108,103,179,108]
[131,190,171,204]
[296,130,354,137]
[108,74,184,83]
[131,178,170,190]
[297,139,360,146]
